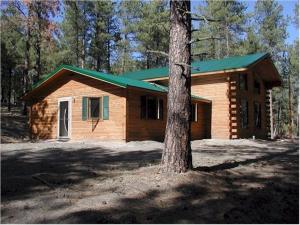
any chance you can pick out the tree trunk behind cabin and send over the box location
[23,9,31,115]
[106,18,111,73]
[36,2,42,80]
[161,0,192,173]
[288,70,293,138]
[7,68,12,112]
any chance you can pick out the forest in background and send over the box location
[0,0,299,137]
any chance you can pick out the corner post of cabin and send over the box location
[228,74,238,139]
[268,89,274,139]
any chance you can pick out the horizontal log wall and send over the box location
[29,72,127,140]
[190,74,230,139]
[126,87,210,141]
[234,71,268,139]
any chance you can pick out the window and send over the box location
[141,96,163,120]
[240,99,248,128]
[191,103,197,122]
[239,74,248,90]
[254,80,261,94]
[89,97,101,119]
[254,102,261,128]
[147,97,157,119]
[82,96,109,121]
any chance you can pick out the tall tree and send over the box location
[193,0,247,59]
[89,1,118,73]
[62,1,91,68]
[135,0,169,68]
[161,0,192,173]
[28,0,60,81]
[112,0,139,74]
[254,0,288,137]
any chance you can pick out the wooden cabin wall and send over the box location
[125,87,210,141]
[28,73,127,140]
[233,71,269,139]
[190,74,231,139]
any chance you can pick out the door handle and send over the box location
[64,108,67,133]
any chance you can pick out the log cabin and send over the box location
[23,52,281,141]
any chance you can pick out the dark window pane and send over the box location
[147,97,157,119]
[141,96,147,119]
[254,80,261,94]
[158,99,163,120]
[241,99,248,128]
[239,74,248,90]
[90,98,100,118]
[254,102,261,128]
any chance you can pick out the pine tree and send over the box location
[161,0,192,173]
[193,0,247,59]
[62,1,91,68]
[112,0,140,74]
[254,0,288,137]
[134,0,169,68]
[89,1,118,73]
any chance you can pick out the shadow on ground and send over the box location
[1,146,161,202]
[1,140,299,223]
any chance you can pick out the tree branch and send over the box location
[176,7,220,23]
[146,50,202,71]
[190,36,222,45]
[145,50,169,57]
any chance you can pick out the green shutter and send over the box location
[82,97,88,120]
[103,96,109,120]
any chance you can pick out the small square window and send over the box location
[89,97,101,119]
[141,96,163,120]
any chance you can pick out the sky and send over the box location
[191,0,299,45]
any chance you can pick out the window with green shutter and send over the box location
[82,97,88,120]
[103,96,109,120]
[82,96,109,120]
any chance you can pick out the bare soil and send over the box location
[1,106,30,143]
[1,138,299,223]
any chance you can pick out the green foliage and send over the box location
[193,0,248,59]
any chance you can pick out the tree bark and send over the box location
[161,0,192,173]
[288,69,293,138]
[8,68,12,112]
[35,1,42,80]
[23,6,32,115]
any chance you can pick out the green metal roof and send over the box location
[29,64,211,102]
[32,64,168,93]
[121,52,269,80]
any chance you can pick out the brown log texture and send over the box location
[161,0,192,173]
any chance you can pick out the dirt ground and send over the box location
[1,138,299,223]
[1,106,30,143]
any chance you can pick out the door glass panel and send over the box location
[59,101,68,137]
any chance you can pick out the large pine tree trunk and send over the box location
[161,0,192,173]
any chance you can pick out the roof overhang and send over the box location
[143,54,282,88]
[22,67,126,100]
